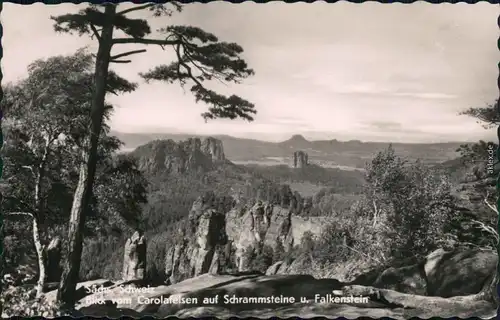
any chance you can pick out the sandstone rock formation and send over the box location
[134,137,226,174]
[352,247,498,299]
[43,273,497,319]
[293,151,308,168]
[123,231,147,282]
[423,247,497,298]
[372,264,427,295]
[202,137,226,162]
[44,237,62,282]
[164,198,329,284]
[266,261,285,275]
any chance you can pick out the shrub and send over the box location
[1,285,68,318]
[80,236,124,281]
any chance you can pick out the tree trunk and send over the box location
[33,217,46,297]
[372,199,378,227]
[57,5,116,306]
[33,137,50,297]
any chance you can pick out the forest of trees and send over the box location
[2,2,259,316]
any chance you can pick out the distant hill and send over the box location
[125,136,369,230]
[113,131,463,168]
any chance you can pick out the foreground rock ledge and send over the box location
[43,273,497,319]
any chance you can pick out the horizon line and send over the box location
[110,130,485,145]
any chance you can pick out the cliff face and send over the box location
[133,137,226,174]
[122,231,147,282]
[164,198,329,284]
[202,137,226,162]
[293,151,309,168]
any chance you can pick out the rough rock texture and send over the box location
[266,261,284,275]
[43,274,497,319]
[423,247,497,298]
[44,237,62,282]
[165,199,328,283]
[293,151,309,168]
[123,231,147,281]
[372,264,427,295]
[202,137,226,162]
[134,137,226,174]
[165,197,229,284]
[351,247,498,299]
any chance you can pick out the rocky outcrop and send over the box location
[293,151,308,168]
[133,137,226,174]
[165,198,329,284]
[123,231,147,282]
[165,196,230,284]
[202,137,225,162]
[351,247,498,299]
[43,274,497,319]
[372,264,427,295]
[423,247,497,298]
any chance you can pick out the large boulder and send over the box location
[372,264,427,295]
[352,247,498,299]
[423,248,497,298]
[123,231,147,282]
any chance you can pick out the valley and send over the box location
[3,133,498,318]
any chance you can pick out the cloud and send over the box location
[331,83,458,100]
[392,92,457,99]
[365,121,404,131]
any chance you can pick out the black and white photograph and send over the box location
[1,1,499,318]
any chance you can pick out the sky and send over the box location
[2,2,499,143]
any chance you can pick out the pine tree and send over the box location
[51,3,256,306]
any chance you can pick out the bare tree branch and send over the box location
[89,23,101,42]
[484,192,498,214]
[471,219,499,243]
[110,49,147,60]
[5,211,34,219]
[110,59,132,64]
[484,198,498,214]
[21,165,35,177]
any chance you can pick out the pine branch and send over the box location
[110,49,146,60]
[175,43,202,88]
[112,37,181,46]
[110,59,132,64]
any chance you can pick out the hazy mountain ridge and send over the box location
[113,131,463,168]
